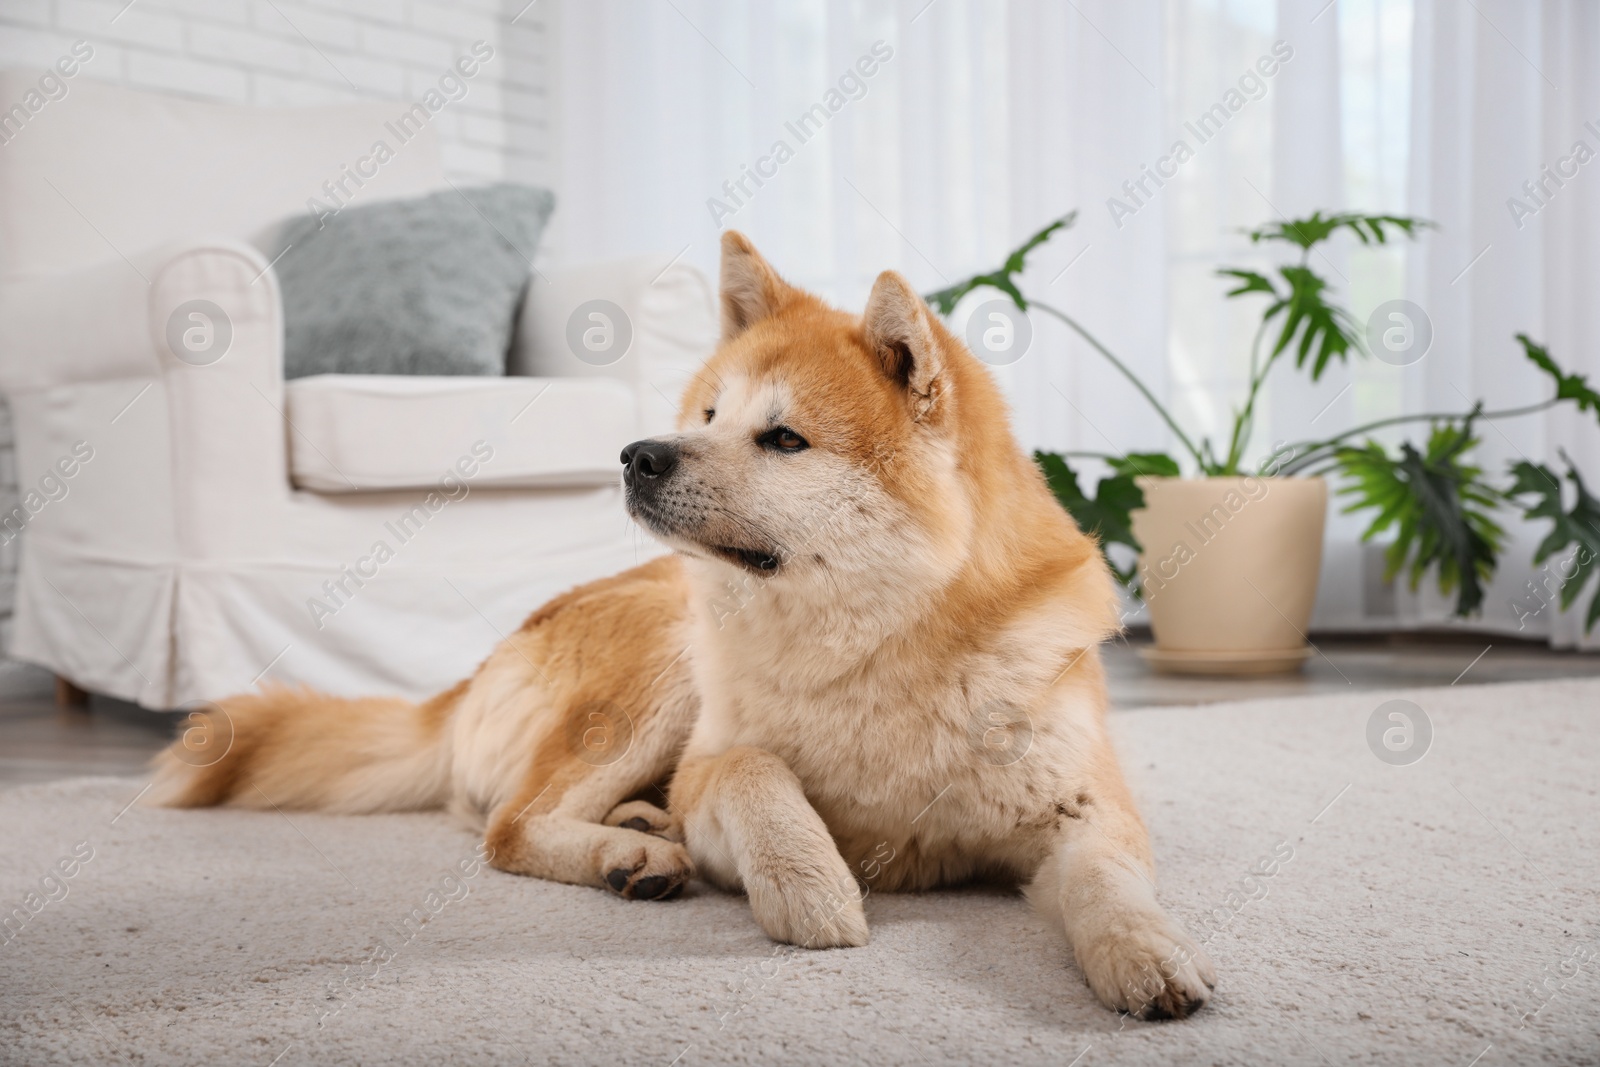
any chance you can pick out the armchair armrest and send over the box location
[146,242,292,560]
[0,240,291,561]
[0,240,279,392]
[0,251,162,392]
[510,253,718,435]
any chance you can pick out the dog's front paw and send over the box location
[1075,915,1215,1020]
[599,832,694,901]
[744,848,869,949]
[604,800,683,841]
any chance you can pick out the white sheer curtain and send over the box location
[547,0,1600,648]
[1402,0,1600,648]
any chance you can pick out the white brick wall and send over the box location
[0,0,553,644]
[0,0,551,182]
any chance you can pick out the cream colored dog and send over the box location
[152,233,1215,1019]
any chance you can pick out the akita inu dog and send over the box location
[152,233,1215,1019]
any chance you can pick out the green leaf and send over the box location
[1519,334,1600,421]
[1217,268,1280,300]
[1107,452,1182,479]
[1269,265,1364,379]
[1245,211,1434,252]
[1215,263,1363,381]
[1220,213,1430,382]
[925,213,1076,315]
[1034,450,1165,586]
[1508,455,1600,632]
[1334,422,1505,616]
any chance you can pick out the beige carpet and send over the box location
[2,679,1597,1066]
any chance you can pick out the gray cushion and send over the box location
[269,184,554,379]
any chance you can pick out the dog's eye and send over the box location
[758,427,809,452]
[703,408,715,424]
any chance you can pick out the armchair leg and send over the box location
[55,675,89,709]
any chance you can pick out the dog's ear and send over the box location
[863,270,944,419]
[720,231,794,342]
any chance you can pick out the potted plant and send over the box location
[926,213,1600,673]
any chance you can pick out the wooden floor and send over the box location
[1103,630,1600,706]
[2,633,1598,788]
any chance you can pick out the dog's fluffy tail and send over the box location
[147,682,461,814]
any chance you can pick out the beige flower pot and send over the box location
[1130,476,1327,675]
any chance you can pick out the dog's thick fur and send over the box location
[150,233,1215,1019]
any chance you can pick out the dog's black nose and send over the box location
[621,439,679,481]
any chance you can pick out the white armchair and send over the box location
[0,74,715,709]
